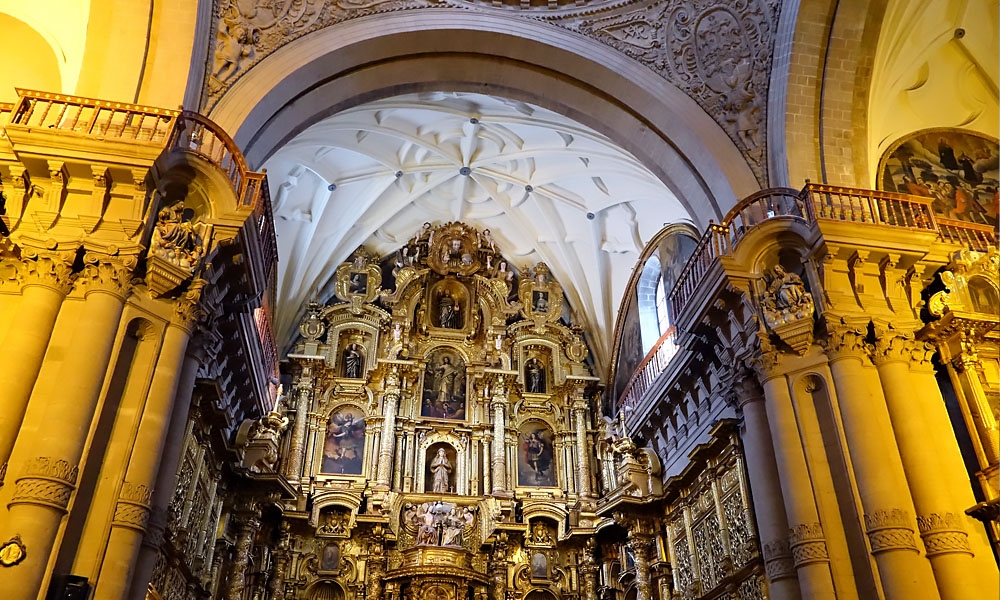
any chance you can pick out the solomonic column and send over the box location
[824,321,938,600]
[225,509,261,600]
[873,327,999,597]
[580,538,599,600]
[0,251,135,600]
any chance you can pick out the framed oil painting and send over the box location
[421,348,467,420]
[879,129,998,226]
[517,423,556,488]
[321,406,365,474]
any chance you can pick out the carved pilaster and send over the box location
[862,509,918,554]
[9,456,79,513]
[916,513,973,557]
[787,522,829,567]
[572,388,593,498]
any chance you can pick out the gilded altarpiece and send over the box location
[278,223,603,600]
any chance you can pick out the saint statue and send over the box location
[430,448,452,493]
[438,290,461,328]
[767,265,808,310]
[525,359,545,394]
[343,345,363,378]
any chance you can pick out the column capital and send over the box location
[822,318,869,362]
[762,538,796,581]
[862,508,918,554]
[8,456,80,513]
[1,247,76,294]
[870,325,932,367]
[75,251,137,299]
[170,278,207,331]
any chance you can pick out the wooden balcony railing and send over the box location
[617,327,679,413]
[9,89,179,142]
[802,183,936,230]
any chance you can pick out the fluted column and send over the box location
[490,390,508,496]
[874,329,999,598]
[93,295,202,600]
[225,510,261,600]
[284,383,312,481]
[0,248,75,477]
[375,368,402,489]
[0,252,134,600]
[572,393,593,498]
[751,351,837,600]
[826,323,937,600]
[735,375,800,599]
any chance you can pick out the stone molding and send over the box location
[787,522,829,567]
[863,509,918,554]
[9,457,80,512]
[916,513,973,557]
[113,481,154,532]
[761,538,795,581]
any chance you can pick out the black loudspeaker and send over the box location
[46,574,91,600]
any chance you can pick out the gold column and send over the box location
[491,394,508,495]
[225,510,261,600]
[752,353,838,600]
[0,249,75,475]
[284,382,313,481]
[572,397,593,498]
[93,301,200,600]
[875,331,1000,597]
[736,377,801,599]
[375,367,402,489]
[627,531,654,600]
[826,324,938,600]
[0,253,133,600]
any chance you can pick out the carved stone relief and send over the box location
[204,0,779,184]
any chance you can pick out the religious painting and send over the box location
[321,407,365,474]
[424,443,457,494]
[320,543,340,572]
[530,552,548,580]
[517,423,556,487]
[422,348,467,420]
[532,290,550,313]
[348,272,368,295]
[879,129,998,226]
[613,299,643,401]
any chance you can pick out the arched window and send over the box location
[637,256,662,354]
[655,275,670,333]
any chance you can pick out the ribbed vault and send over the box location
[264,92,691,373]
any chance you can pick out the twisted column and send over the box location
[225,511,261,600]
[627,531,654,600]
[0,252,135,600]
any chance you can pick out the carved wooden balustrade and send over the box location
[619,183,997,413]
[9,88,179,142]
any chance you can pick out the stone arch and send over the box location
[207,11,760,228]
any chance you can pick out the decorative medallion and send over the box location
[0,535,26,567]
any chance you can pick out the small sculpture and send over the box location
[529,521,554,545]
[430,448,452,493]
[525,359,545,394]
[343,344,363,379]
[438,290,461,328]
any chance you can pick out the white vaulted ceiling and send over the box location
[264,92,691,374]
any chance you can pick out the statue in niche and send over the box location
[430,448,453,493]
[529,521,554,545]
[343,344,363,379]
[525,359,545,394]
[764,265,810,311]
[438,289,461,328]
[150,202,209,271]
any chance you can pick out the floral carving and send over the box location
[787,522,829,566]
[77,252,137,298]
[916,512,972,557]
[762,538,795,580]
